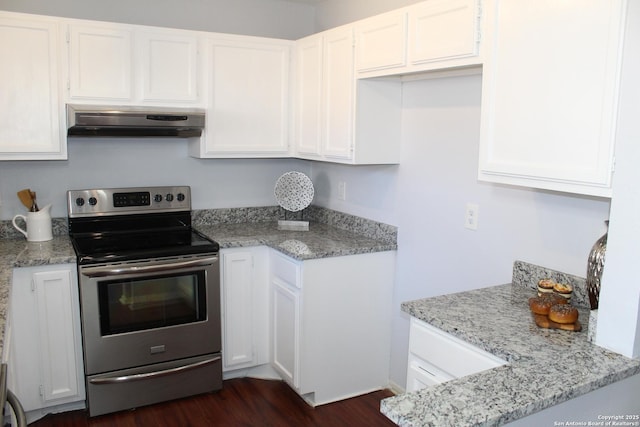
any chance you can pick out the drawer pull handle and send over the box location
[416,364,436,377]
[89,356,220,385]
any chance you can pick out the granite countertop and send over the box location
[0,216,397,358]
[380,283,640,426]
[196,221,397,260]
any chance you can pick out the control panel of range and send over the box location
[67,186,191,217]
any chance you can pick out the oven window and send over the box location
[98,271,207,335]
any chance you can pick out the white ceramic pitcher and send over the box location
[12,204,53,242]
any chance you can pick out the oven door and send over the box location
[78,254,220,375]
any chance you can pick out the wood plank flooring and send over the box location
[30,378,397,427]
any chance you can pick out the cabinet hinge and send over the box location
[612,156,616,173]
[65,29,70,44]
[39,384,44,397]
[476,0,483,43]
[31,278,36,292]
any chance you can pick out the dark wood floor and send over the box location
[30,378,397,427]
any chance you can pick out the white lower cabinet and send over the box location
[271,272,300,387]
[6,264,85,422]
[270,249,396,405]
[220,247,269,374]
[406,317,506,392]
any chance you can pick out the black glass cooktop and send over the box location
[69,212,219,265]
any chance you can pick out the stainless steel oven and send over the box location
[68,186,222,417]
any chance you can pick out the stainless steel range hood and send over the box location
[67,105,205,138]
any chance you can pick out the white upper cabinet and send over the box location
[190,35,292,158]
[66,21,201,106]
[355,0,482,78]
[407,0,481,66]
[354,10,407,73]
[322,27,356,160]
[138,29,200,103]
[478,0,625,197]
[295,35,323,158]
[0,12,66,160]
[68,24,133,101]
[295,27,402,164]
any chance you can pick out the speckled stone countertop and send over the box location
[0,207,397,359]
[380,271,640,426]
[195,221,396,260]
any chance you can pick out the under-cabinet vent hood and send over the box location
[66,105,205,138]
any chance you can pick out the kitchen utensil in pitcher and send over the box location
[30,190,39,211]
[17,189,34,211]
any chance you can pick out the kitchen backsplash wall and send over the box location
[512,260,589,309]
[0,139,309,221]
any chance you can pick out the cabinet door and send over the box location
[138,30,200,103]
[478,0,623,197]
[355,10,407,72]
[0,14,65,159]
[68,24,133,101]
[33,269,83,404]
[271,278,300,388]
[408,0,480,65]
[295,35,323,158]
[201,38,291,156]
[221,250,255,370]
[9,265,85,413]
[322,27,355,160]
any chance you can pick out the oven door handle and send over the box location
[81,255,219,278]
[88,356,221,385]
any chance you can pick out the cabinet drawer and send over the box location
[269,251,301,288]
[409,318,505,379]
[406,354,453,392]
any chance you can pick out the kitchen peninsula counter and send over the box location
[381,283,640,426]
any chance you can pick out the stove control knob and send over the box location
[88,197,98,206]
[154,194,163,203]
[165,193,174,202]
[177,193,186,202]
[75,197,85,207]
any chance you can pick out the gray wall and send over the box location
[0,141,308,219]
[314,0,423,31]
[310,74,610,388]
[0,0,316,39]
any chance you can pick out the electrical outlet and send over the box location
[338,182,346,201]
[465,203,479,230]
